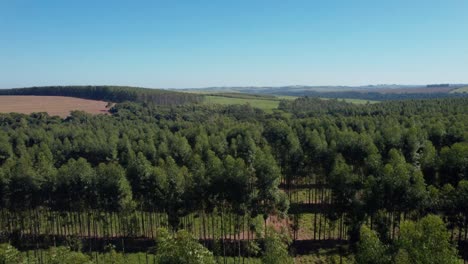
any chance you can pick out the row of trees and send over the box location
[0,86,203,105]
[275,90,468,101]
[0,227,293,264]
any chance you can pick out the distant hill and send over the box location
[450,86,468,94]
[179,84,468,101]
[0,86,203,105]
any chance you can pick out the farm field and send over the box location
[0,96,110,117]
[320,97,379,104]
[203,94,378,112]
[451,86,468,93]
[203,95,282,112]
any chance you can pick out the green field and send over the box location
[450,86,468,93]
[321,97,379,104]
[203,95,282,112]
[274,95,299,100]
[203,94,378,112]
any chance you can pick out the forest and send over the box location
[0,91,467,263]
[0,86,203,105]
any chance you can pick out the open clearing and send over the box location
[204,95,281,111]
[0,96,109,117]
[203,93,378,112]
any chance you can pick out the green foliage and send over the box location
[0,243,24,264]
[154,228,215,264]
[253,149,288,217]
[0,133,12,165]
[55,158,95,211]
[356,215,461,264]
[396,215,460,264]
[440,142,468,185]
[261,229,293,264]
[204,95,280,112]
[95,162,133,211]
[100,245,128,264]
[43,246,92,264]
[355,226,390,264]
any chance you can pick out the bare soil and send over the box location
[0,96,110,118]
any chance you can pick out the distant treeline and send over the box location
[279,96,468,117]
[274,90,468,101]
[0,86,203,105]
[427,84,450,87]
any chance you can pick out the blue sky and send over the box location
[1,0,467,88]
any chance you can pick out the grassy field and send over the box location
[321,97,379,104]
[203,93,378,112]
[274,95,299,100]
[0,96,110,117]
[204,95,282,112]
[450,86,468,93]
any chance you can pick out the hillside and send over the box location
[181,84,468,101]
[451,86,468,93]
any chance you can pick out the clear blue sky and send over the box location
[1,0,467,88]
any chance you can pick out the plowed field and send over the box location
[0,96,110,117]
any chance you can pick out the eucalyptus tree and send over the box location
[0,132,12,166]
[439,142,468,185]
[95,163,133,212]
[0,168,7,209]
[418,140,437,185]
[55,158,95,212]
[455,180,468,240]
[328,155,363,242]
[261,228,293,264]
[438,184,457,226]
[8,155,42,211]
[126,152,153,209]
[263,120,302,191]
[252,149,288,234]
[163,157,187,231]
[396,215,460,264]
[154,228,215,264]
[355,226,391,264]
[168,133,192,165]
[371,149,428,238]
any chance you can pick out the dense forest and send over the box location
[0,86,203,105]
[0,92,467,263]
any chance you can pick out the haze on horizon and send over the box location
[1,0,467,89]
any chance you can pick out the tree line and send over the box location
[0,86,203,105]
[276,90,468,101]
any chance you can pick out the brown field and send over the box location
[0,96,110,118]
